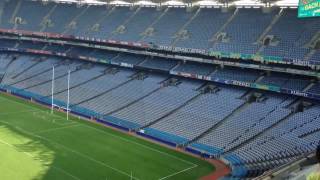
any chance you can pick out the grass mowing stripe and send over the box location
[0,93,215,180]
[0,109,42,116]
[0,120,141,180]
[0,93,196,167]
[35,124,81,134]
[0,95,74,126]
[80,124,197,167]
[50,166,82,180]
[158,164,198,180]
[32,112,76,126]
[0,138,81,180]
[0,95,42,111]
[67,125,199,180]
[0,96,70,123]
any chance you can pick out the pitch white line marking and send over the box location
[0,96,73,125]
[35,124,80,134]
[32,112,75,125]
[158,164,198,180]
[81,124,197,166]
[0,96,42,110]
[0,109,42,116]
[0,95,196,166]
[0,95,199,179]
[0,121,140,180]
[0,138,81,180]
[51,166,82,180]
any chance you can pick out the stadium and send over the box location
[0,0,319,179]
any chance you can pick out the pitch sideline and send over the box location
[0,137,81,180]
[0,94,200,179]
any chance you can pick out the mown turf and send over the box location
[0,93,215,180]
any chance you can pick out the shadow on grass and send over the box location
[0,123,75,180]
[0,94,216,180]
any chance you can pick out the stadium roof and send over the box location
[51,0,299,6]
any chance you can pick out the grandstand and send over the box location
[0,0,319,179]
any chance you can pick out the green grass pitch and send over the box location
[0,93,215,180]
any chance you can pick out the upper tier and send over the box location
[0,0,319,65]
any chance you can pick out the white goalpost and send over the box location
[51,66,54,114]
[51,66,71,120]
[67,70,70,121]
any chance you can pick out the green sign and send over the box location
[298,0,320,17]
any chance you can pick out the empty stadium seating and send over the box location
[149,87,245,141]
[111,7,163,42]
[0,1,319,179]
[173,62,215,75]
[0,1,319,63]
[0,52,319,179]
[15,0,54,31]
[142,7,194,45]
[174,8,233,49]
[262,9,320,61]
[211,67,260,83]
[138,57,177,71]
